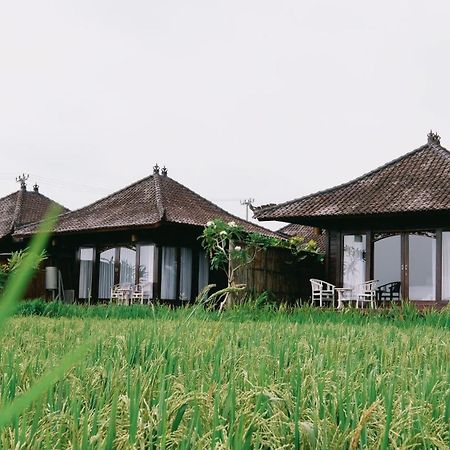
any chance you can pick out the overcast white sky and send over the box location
[1,1,450,230]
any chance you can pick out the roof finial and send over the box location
[33,183,39,193]
[153,163,160,174]
[15,173,29,191]
[427,130,441,145]
[161,166,168,176]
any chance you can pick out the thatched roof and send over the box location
[278,224,327,252]
[255,132,450,223]
[15,167,278,237]
[0,188,67,240]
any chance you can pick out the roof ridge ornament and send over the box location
[161,166,168,176]
[16,173,29,191]
[427,130,441,145]
[153,169,166,221]
[33,183,39,193]
[153,163,160,174]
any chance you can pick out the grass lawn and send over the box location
[0,305,448,449]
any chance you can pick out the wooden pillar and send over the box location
[114,247,120,285]
[92,247,100,302]
[135,244,141,284]
[365,231,372,281]
[401,233,409,301]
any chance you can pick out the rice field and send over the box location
[0,307,448,449]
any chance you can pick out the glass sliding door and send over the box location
[78,247,94,299]
[408,232,436,301]
[138,244,155,299]
[99,248,116,299]
[119,247,136,285]
[343,234,366,292]
[179,248,192,301]
[161,247,177,300]
[373,234,402,298]
[442,232,450,301]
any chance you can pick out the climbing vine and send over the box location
[200,219,323,308]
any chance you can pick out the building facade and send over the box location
[15,165,279,303]
[255,132,450,306]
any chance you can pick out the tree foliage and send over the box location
[200,219,324,308]
[0,249,47,293]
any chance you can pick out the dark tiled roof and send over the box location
[15,173,279,238]
[0,190,68,240]
[278,224,327,252]
[255,134,450,221]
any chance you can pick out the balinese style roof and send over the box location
[278,224,327,252]
[0,188,68,241]
[15,166,278,238]
[255,132,450,223]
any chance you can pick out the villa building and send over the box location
[255,132,450,306]
[15,165,279,303]
[0,176,68,262]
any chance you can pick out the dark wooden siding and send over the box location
[327,230,341,286]
[235,247,323,302]
[24,268,46,299]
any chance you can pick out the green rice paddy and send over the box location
[0,304,448,449]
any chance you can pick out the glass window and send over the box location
[119,247,136,285]
[179,248,192,301]
[442,232,450,301]
[78,247,94,299]
[139,244,155,298]
[161,247,177,300]
[343,234,366,292]
[374,234,402,296]
[99,248,116,299]
[198,250,210,293]
[409,233,436,301]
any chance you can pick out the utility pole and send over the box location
[240,198,254,221]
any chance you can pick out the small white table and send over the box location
[335,288,354,309]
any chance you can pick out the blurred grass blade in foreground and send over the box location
[0,203,61,330]
[0,203,95,430]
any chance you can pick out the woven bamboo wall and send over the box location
[235,247,324,302]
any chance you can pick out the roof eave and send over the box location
[257,208,450,228]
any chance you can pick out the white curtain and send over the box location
[179,248,192,301]
[161,247,177,300]
[443,232,450,300]
[343,235,366,293]
[119,247,136,285]
[139,245,155,298]
[99,249,115,299]
[198,250,209,293]
[78,247,94,299]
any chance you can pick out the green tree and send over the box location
[0,249,47,293]
[200,219,323,309]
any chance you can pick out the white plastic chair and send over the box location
[356,280,378,309]
[310,279,336,307]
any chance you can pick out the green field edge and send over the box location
[15,299,450,329]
